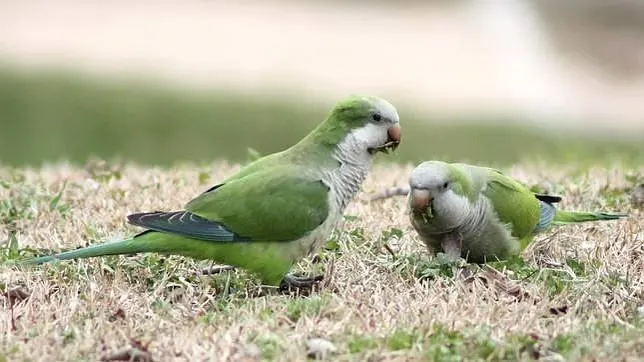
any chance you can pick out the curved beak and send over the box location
[386,124,401,151]
[410,188,432,212]
[367,123,402,154]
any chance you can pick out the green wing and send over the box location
[128,166,330,242]
[480,167,541,239]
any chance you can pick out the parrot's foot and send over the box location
[201,265,235,275]
[441,236,463,260]
[279,274,324,293]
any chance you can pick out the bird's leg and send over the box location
[440,234,465,277]
[441,235,462,260]
[279,274,324,293]
[201,264,236,275]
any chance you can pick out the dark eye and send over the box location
[443,182,449,188]
[372,113,382,122]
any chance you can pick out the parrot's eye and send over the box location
[372,113,382,122]
[443,182,449,189]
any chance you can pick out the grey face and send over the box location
[408,162,453,213]
[358,97,402,154]
[409,162,453,193]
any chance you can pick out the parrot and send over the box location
[372,160,627,263]
[20,95,402,290]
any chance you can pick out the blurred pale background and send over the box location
[1,0,643,166]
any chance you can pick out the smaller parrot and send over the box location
[372,160,628,263]
[16,95,402,290]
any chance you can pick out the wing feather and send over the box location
[128,211,249,241]
[129,166,330,243]
[481,168,541,238]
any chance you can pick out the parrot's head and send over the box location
[407,161,471,226]
[315,95,401,156]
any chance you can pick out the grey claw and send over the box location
[279,274,324,293]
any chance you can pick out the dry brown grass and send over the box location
[1,160,643,361]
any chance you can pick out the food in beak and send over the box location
[368,125,401,154]
[411,189,432,212]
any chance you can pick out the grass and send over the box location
[1,65,644,168]
[1,160,643,361]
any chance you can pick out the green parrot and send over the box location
[372,160,627,263]
[22,95,402,289]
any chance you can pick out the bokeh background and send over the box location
[1,0,643,167]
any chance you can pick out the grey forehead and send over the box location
[409,163,449,188]
[365,97,399,123]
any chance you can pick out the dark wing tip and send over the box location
[127,211,163,227]
[534,194,562,204]
[126,210,250,242]
[201,183,225,195]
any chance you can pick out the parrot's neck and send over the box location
[457,196,489,237]
[322,133,374,213]
[426,192,487,237]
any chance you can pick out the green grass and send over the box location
[1,161,643,360]
[1,65,643,168]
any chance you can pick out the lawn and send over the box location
[1,160,642,361]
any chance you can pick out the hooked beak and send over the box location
[368,124,402,154]
[410,188,432,213]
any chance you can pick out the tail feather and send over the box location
[23,239,140,265]
[21,232,174,265]
[553,210,628,225]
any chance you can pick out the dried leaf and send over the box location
[2,287,30,307]
[108,308,126,322]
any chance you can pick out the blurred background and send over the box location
[1,0,643,167]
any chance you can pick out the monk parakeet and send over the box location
[22,96,402,289]
[373,160,627,263]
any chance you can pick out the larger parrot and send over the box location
[22,96,402,289]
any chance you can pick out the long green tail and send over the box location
[21,232,176,265]
[553,210,628,225]
[16,232,295,286]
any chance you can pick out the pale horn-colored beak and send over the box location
[387,124,401,150]
[410,188,432,212]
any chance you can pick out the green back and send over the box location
[448,163,486,203]
[475,166,541,240]
[185,165,330,242]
